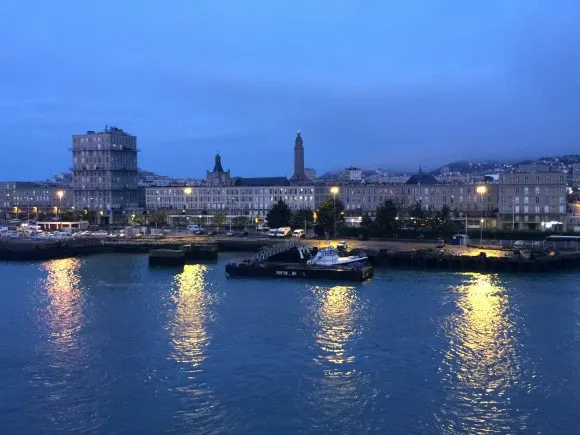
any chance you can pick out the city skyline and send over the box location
[2,1,580,180]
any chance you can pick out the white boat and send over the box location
[307,247,367,267]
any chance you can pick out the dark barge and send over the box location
[225,240,374,281]
[225,261,373,281]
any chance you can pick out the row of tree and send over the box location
[359,200,458,237]
[266,199,345,236]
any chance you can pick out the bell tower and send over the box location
[291,130,305,182]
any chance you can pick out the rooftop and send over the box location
[234,177,290,187]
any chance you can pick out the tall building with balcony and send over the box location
[71,127,139,215]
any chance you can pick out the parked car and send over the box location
[226,231,235,236]
[240,231,249,237]
[207,230,217,236]
[194,229,205,235]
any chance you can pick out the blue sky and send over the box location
[1,1,579,179]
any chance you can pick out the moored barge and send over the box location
[225,261,373,281]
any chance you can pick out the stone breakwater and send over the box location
[0,237,274,261]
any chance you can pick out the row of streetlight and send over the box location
[9,190,65,221]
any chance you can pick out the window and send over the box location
[524,187,529,194]
[535,186,540,194]
[524,196,529,204]
[524,205,529,213]
[535,196,540,204]
[560,205,566,214]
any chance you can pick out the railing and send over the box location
[236,239,300,264]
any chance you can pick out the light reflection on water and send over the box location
[437,273,531,433]
[35,258,103,432]
[308,285,374,432]
[171,264,211,369]
[41,258,83,355]
[313,285,358,373]
[169,264,226,433]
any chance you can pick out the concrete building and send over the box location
[304,168,317,181]
[1,182,72,218]
[145,151,315,219]
[497,172,567,231]
[568,163,580,188]
[341,167,363,182]
[145,184,315,219]
[72,126,139,218]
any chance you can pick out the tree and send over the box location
[360,213,374,230]
[292,208,314,229]
[375,200,398,234]
[317,198,345,236]
[267,200,292,228]
[132,215,147,226]
[150,211,167,227]
[438,204,451,221]
[233,216,249,228]
[409,201,424,220]
[85,210,98,224]
[60,210,76,221]
[212,211,227,230]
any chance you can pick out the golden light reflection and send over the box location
[42,258,83,347]
[439,273,521,431]
[171,264,211,368]
[314,286,357,370]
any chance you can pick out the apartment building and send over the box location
[497,172,567,231]
[72,126,139,213]
[145,184,315,218]
[0,182,72,217]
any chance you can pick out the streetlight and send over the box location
[476,185,487,244]
[56,190,64,220]
[330,186,339,239]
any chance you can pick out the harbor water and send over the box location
[1,253,580,433]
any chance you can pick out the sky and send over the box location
[1,0,580,180]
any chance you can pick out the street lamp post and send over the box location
[476,185,487,244]
[27,196,30,223]
[56,190,64,220]
[330,187,339,239]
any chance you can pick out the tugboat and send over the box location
[307,246,368,266]
[225,242,373,281]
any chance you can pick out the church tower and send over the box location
[290,131,305,182]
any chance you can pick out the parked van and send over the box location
[187,224,201,233]
[292,229,305,238]
[0,227,8,237]
[276,227,292,238]
[268,228,278,238]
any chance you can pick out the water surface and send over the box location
[1,253,579,433]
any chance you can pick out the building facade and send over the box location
[304,168,317,181]
[341,167,363,182]
[497,172,567,231]
[145,184,315,218]
[72,126,139,213]
[1,182,72,218]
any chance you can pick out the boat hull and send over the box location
[225,262,373,282]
